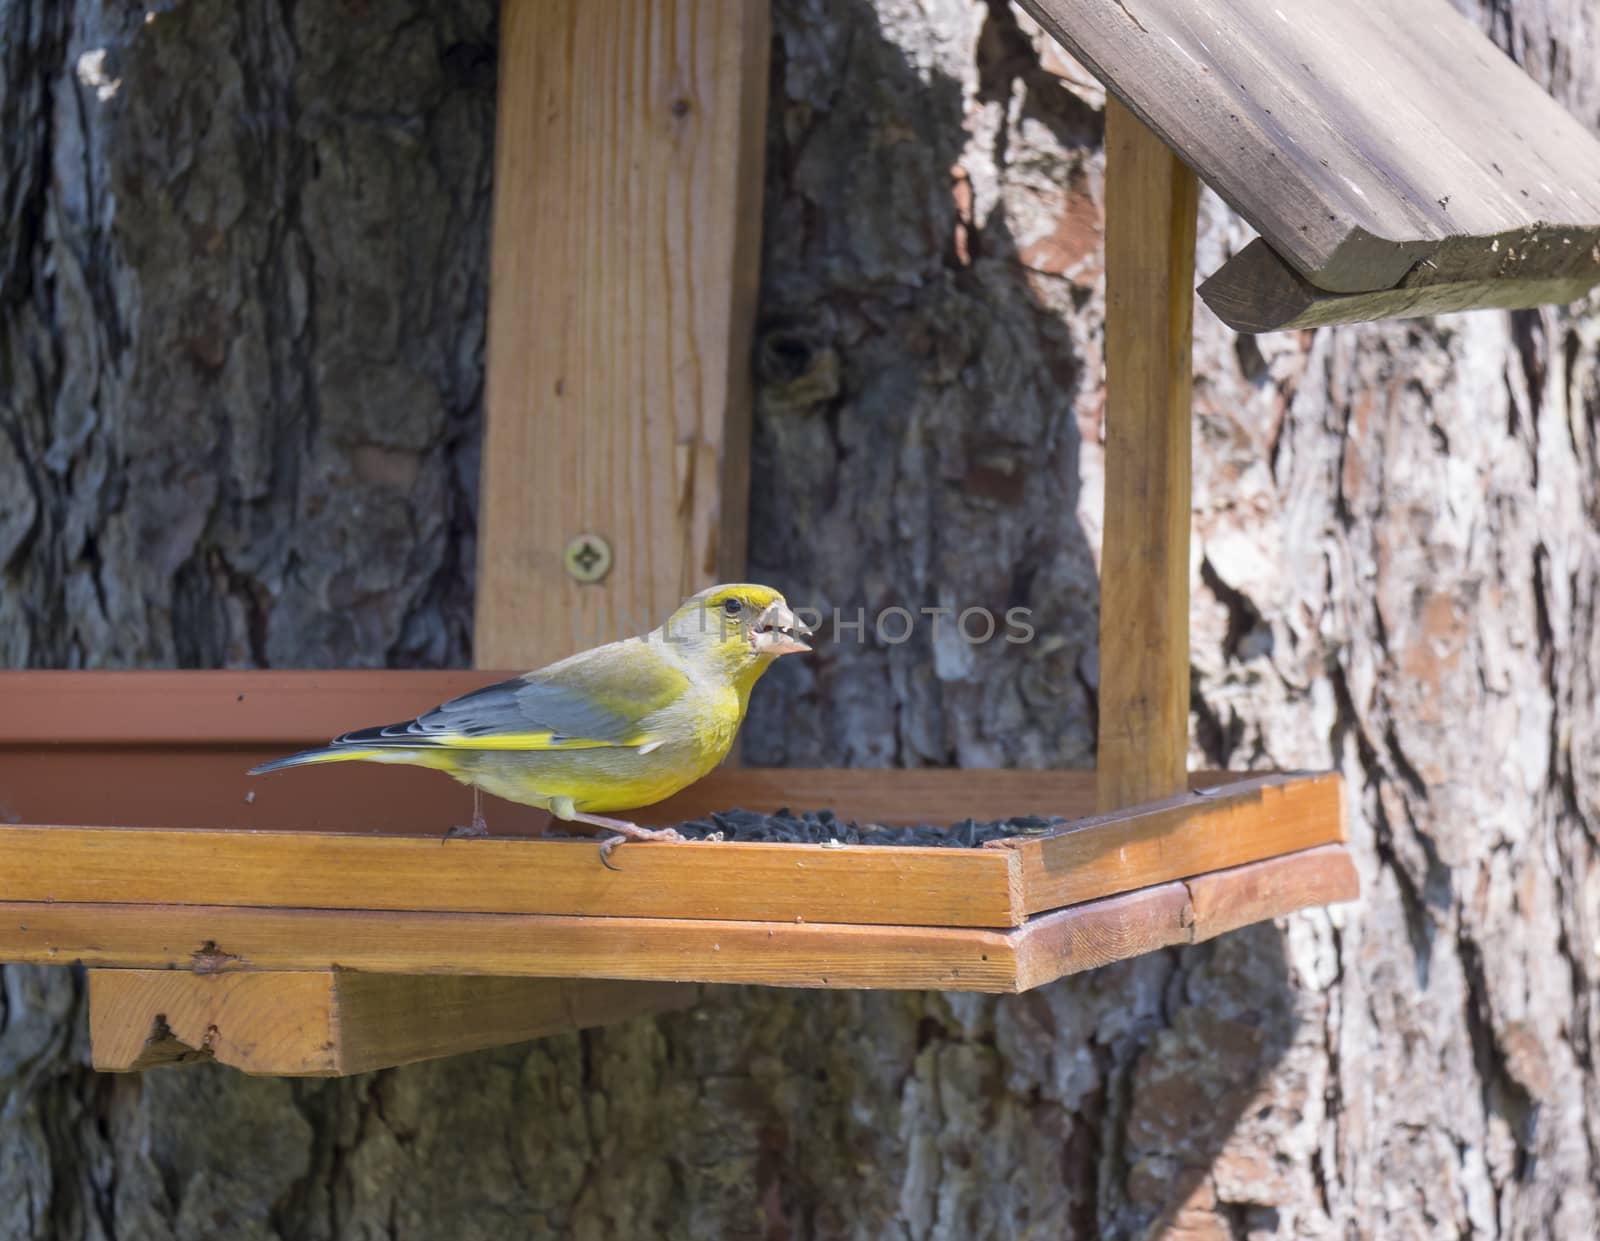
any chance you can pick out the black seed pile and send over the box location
[659,807,1067,848]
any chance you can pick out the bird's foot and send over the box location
[566,812,684,870]
[441,815,490,844]
[442,788,490,844]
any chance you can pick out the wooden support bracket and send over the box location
[88,970,696,1076]
[1097,97,1199,812]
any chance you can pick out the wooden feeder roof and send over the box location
[1020,0,1600,330]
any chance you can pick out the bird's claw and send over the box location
[441,817,490,844]
[595,825,685,869]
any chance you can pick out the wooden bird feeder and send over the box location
[7,0,1599,1076]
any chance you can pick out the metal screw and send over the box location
[563,533,613,584]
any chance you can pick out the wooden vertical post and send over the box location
[475,0,770,671]
[1096,98,1199,812]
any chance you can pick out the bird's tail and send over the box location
[247,746,383,776]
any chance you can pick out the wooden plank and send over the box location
[1200,238,1600,334]
[640,767,1114,827]
[0,772,1340,928]
[328,975,695,1073]
[3,764,1337,933]
[0,669,504,746]
[89,970,342,1074]
[0,747,560,836]
[1015,882,1193,990]
[643,770,1241,828]
[0,823,1026,929]
[1014,843,1360,990]
[1096,97,1197,813]
[1186,843,1359,942]
[2,903,1023,992]
[475,0,768,669]
[1000,772,1344,916]
[0,746,1228,834]
[88,970,694,1075]
[0,723,1113,835]
[1016,0,1600,293]
[5,848,1358,995]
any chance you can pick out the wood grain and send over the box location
[7,846,1359,994]
[1015,882,1194,989]
[89,969,343,1074]
[0,669,506,746]
[638,767,1121,827]
[0,751,1107,838]
[1015,844,1360,990]
[1016,0,1600,294]
[87,970,694,1075]
[1096,97,1198,813]
[1200,238,1600,333]
[999,772,1345,915]
[328,975,696,1074]
[4,903,1024,992]
[1185,843,1360,942]
[475,0,769,669]
[0,772,1340,929]
[0,823,1026,928]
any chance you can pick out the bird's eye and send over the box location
[723,598,744,616]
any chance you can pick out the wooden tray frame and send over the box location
[0,772,1339,928]
[0,668,1354,1077]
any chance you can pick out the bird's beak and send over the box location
[750,601,812,655]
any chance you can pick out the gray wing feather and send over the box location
[336,675,639,748]
[437,678,639,742]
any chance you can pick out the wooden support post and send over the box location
[1097,98,1199,812]
[88,970,695,1076]
[475,0,770,669]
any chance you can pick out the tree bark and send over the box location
[3,0,1598,1237]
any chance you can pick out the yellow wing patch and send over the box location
[414,731,647,752]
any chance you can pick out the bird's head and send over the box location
[660,583,812,678]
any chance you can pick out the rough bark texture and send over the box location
[3,0,1599,1237]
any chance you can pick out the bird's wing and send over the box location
[337,640,690,752]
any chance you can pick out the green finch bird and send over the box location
[249,584,811,861]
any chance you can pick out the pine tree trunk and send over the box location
[3,1,1598,1237]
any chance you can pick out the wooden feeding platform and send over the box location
[0,671,1352,1075]
[9,0,1600,1077]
